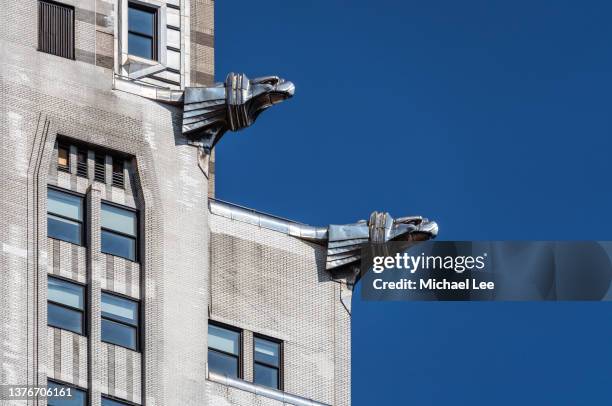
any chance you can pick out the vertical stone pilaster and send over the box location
[105,154,113,189]
[69,145,78,189]
[87,150,96,184]
[87,185,103,406]
[49,140,59,181]
[243,330,253,382]
[35,119,57,403]
[123,159,134,198]
[208,149,215,198]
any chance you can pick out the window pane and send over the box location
[254,363,279,389]
[101,204,136,236]
[128,33,153,60]
[48,189,82,220]
[102,318,137,350]
[58,146,69,168]
[128,5,154,36]
[48,303,83,334]
[48,277,84,309]
[102,292,138,325]
[48,215,82,245]
[102,397,131,406]
[254,337,280,366]
[47,381,86,406]
[208,349,238,377]
[101,230,136,261]
[208,325,240,355]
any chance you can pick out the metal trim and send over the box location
[208,199,328,243]
[208,372,329,406]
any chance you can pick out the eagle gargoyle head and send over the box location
[182,72,295,149]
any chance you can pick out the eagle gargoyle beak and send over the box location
[252,76,295,104]
[274,79,295,99]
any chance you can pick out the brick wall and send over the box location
[0,0,350,404]
[1,27,210,404]
[209,214,351,406]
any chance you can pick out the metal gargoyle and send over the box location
[151,72,295,150]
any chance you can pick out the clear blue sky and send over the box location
[215,1,612,404]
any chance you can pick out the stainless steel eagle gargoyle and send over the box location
[152,72,295,150]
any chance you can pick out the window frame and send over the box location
[47,186,86,246]
[100,200,139,262]
[253,333,283,391]
[127,2,158,61]
[101,394,140,406]
[100,289,140,352]
[47,275,87,336]
[47,378,88,406]
[208,320,243,379]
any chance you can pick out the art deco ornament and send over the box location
[151,72,295,149]
[326,212,438,271]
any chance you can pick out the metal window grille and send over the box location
[94,154,106,183]
[112,159,125,188]
[76,149,88,178]
[38,0,75,60]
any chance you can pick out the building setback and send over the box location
[0,1,436,405]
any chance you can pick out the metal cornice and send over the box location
[208,198,328,242]
[208,372,330,406]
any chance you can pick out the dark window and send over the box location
[76,149,88,178]
[57,144,70,172]
[101,292,139,350]
[102,396,136,406]
[94,153,106,183]
[47,276,85,335]
[101,203,137,261]
[128,3,157,60]
[208,323,241,378]
[254,336,282,390]
[112,158,125,188]
[38,0,75,60]
[47,188,84,245]
[47,380,87,406]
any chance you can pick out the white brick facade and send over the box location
[0,1,350,405]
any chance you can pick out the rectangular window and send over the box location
[254,336,282,390]
[47,380,87,406]
[57,144,70,172]
[47,188,84,245]
[76,149,88,178]
[101,203,138,261]
[38,0,75,60]
[94,153,106,183]
[48,276,85,335]
[112,158,125,188]
[101,292,139,350]
[208,323,241,378]
[102,396,136,406]
[128,3,157,60]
